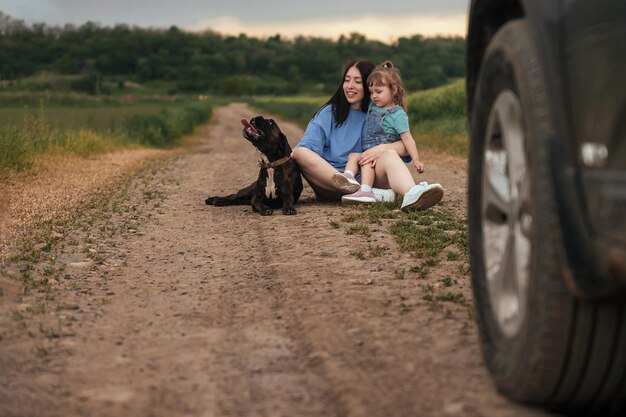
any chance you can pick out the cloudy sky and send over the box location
[0,0,469,42]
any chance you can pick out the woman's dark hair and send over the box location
[320,59,375,127]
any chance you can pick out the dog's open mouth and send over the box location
[241,118,261,138]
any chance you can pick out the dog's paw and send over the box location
[205,197,214,205]
[260,208,273,216]
[283,207,297,215]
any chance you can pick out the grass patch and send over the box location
[436,291,467,305]
[35,345,49,358]
[370,244,386,257]
[350,248,366,260]
[395,268,406,280]
[447,250,460,261]
[337,201,468,262]
[329,220,341,229]
[390,209,466,258]
[334,203,470,312]
[341,212,364,223]
[345,223,370,236]
[442,276,454,287]
[410,264,429,279]
[350,244,387,260]
[0,100,213,175]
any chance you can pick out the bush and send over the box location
[406,80,468,157]
[407,80,466,122]
[220,75,251,96]
[121,104,212,147]
[70,74,99,95]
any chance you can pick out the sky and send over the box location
[0,0,469,42]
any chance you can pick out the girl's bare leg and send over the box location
[345,153,361,175]
[292,147,343,201]
[372,149,416,195]
[360,162,375,187]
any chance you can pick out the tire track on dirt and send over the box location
[175,104,348,417]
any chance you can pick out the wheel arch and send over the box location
[466,0,525,118]
[467,1,568,133]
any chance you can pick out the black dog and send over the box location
[205,115,303,215]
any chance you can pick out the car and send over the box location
[465,0,626,415]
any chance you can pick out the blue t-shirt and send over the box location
[295,105,366,171]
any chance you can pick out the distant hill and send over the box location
[0,12,466,95]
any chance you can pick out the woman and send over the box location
[293,59,442,209]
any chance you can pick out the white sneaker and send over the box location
[372,188,396,203]
[331,172,360,193]
[400,182,444,211]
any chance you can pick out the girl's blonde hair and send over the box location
[367,60,406,110]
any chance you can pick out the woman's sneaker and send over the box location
[372,188,396,203]
[331,172,360,193]
[341,190,376,205]
[400,182,444,211]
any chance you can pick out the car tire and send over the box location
[468,19,626,416]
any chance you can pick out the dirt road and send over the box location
[0,103,556,417]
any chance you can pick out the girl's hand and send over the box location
[359,144,390,166]
[413,160,425,173]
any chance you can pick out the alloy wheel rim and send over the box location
[482,90,532,338]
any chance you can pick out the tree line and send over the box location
[0,12,466,95]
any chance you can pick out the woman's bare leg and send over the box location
[292,147,343,201]
[372,149,416,195]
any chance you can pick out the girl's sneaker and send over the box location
[331,172,360,193]
[400,182,444,211]
[341,190,376,205]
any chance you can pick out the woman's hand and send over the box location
[413,160,425,173]
[359,143,390,166]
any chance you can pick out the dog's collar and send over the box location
[259,155,292,169]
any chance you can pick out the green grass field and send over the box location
[0,105,171,130]
[407,80,467,157]
[0,97,214,175]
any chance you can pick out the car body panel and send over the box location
[562,0,626,246]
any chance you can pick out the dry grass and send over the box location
[0,149,170,263]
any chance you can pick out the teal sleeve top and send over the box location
[369,103,410,135]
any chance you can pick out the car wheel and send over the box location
[468,19,626,415]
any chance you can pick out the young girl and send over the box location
[332,61,444,211]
